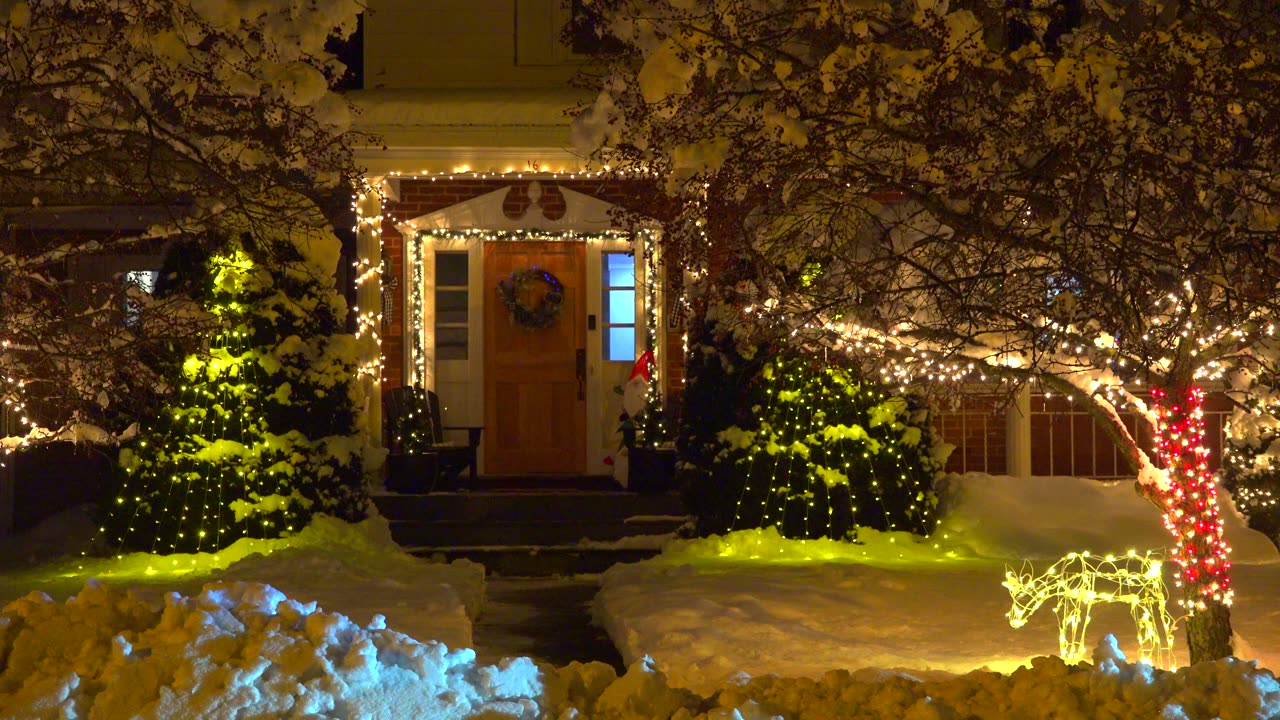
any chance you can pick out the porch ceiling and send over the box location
[349,88,595,175]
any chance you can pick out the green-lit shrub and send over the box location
[103,218,368,554]
[1222,377,1280,549]
[680,306,948,541]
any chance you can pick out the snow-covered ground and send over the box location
[2,474,1278,719]
[597,474,1280,695]
[0,512,483,653]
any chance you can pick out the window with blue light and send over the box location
[435,252,469,360]
[603,252,635,362]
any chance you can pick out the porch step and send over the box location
[405,547,667,577]
[373,490,690,576]
[387,517,687,547]
[375,491,685,524]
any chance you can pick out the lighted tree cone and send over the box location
[1221,375,1280,548]
[105,235,367,555]
[1152,386,1234,663]
[713,353,941,541]
[1003,550,1177,669]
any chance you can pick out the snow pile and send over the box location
[0,580,533,720]
[709,637,1280,720]
[934,474,1279,564]
[0,513,484,652]
[3,580,1278,720]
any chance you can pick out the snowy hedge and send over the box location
[103,211,368,554]
[681,300,947,541]
[1223,371,1280,549]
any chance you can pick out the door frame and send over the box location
[406,232,638,476]
[394,182,658,477]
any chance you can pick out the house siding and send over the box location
[363,0,581,90]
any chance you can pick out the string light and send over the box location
[352,182,385,380]
[724,352,941,541]
[633,244,669,447]
[383,168,657,182]
[1151,386,1234,611]
[1003,549,1176,668]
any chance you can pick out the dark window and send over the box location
[435,252,469,360]
[123,269,158,328]
[567,0,626,56]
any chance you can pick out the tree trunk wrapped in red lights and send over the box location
[1152,385,1234,663]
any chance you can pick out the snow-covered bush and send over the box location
[681,298,946,541]
[576,0,1280,663]
[103,204,368,554]
[0,0,362,448]
[1223,372,1280,549]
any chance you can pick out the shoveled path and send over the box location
[471,576,625,672]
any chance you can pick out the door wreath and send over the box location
[497,267,564,329]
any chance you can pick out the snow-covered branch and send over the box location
[0,0,366,448]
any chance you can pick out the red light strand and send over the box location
[1151,386,1233,611]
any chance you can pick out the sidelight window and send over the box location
[602,252,635,362]
[435,252,469,360]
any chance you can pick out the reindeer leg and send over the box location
[1072,600,1093,664]
[1058,598,1086,663]
[1156,599,1177,669]
[1132,599,1156,666]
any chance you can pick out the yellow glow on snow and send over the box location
[657,527,979,568]
[33,533,312,592]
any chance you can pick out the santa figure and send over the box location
[622,350,655,419]
[613,350,655,489]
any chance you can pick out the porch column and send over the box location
[1006,385,1032,477]
[356,181,384,449]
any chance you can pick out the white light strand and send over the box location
[352,183,385,380]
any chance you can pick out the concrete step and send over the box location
[405,546,667,577]
[372,491,685,524]
[377,488,689,576]
[387,516,687,547]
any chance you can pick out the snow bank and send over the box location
[709,638,1280,720]
[0,513,484,652]
[935,474,1279,564]
[596,475,1280,694]
[2,580,1277,720]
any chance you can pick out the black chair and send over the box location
[383,385,482,492]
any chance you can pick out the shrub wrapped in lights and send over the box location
[103,218,369,555]
[681,307,948,541]
[1222,373,1280,550]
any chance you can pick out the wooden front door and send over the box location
[483,241,587,474]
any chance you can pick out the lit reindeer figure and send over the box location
[1003,550,1177,668]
